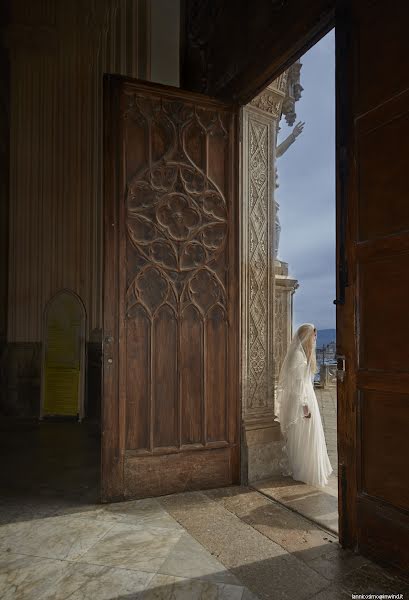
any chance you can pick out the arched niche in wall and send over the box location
[41,290,86,421]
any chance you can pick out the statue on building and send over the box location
[273,59,304,260]
[274,120,305,258]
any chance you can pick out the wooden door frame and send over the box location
[226,15,356,549]
[102,75,123,502]
[333,2,356,551]
[179,1,334,105]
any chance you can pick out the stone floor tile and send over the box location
[160,491,329,600]
[53,563,153,600]
[0,552,154,600]
[78,522,183,572]
[0,514,115,561]
[157,532,242,585]
[159,491,288,566]
[141,573,245,600]
[0,552,72,600]
[336,563,409,596]
[54,497,183,530]
[253,477,339,534]
[205,487,339,561]
[230,554,328,600]
[304,547,371,580]
[309,584,351,599]
[241,589,260,600]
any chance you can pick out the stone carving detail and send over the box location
[274,290,286,378]
[246,118,271,411]
[281,60,304,126]
[250,89,282,117]
[274,72,288,94]
[125,95,228,321]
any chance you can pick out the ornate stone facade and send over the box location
[244,113,274,418]
[249,87,283,118]
[274,260,299,382]
[241,69,301,483]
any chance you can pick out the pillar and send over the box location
[274,259,299,388]
[241,80,285,483]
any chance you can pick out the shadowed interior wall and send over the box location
[1,0,152,416]
[150,0,180,86]
[0,0,10,350]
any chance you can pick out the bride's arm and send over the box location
[297,360,311,418]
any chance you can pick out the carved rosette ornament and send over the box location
[124,95,229,321]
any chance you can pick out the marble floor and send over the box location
[253,384,339,534]
[1,418,408,599]
[252,474,338,534]
[2,488,409,600]
[0,494,256,599]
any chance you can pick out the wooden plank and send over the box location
[357,495,409,572]
[357,370,409,394]
[124,447,235,499]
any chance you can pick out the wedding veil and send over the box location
[274,323,317,435]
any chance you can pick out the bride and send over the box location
[274,323,333,488]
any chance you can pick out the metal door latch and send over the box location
[336,355,346,382]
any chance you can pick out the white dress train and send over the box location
[274,333,333,489]
[284,370,333,488]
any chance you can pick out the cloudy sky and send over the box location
[276,30,335,331]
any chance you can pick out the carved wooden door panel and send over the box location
[102,76,239,501]
[337,1,409,570]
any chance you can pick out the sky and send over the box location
[276,30,335,331]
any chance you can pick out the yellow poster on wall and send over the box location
[43,292,84,417]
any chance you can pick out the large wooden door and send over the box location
[337,1,409,570]
[102,77,239,502]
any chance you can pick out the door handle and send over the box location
[336,354,346,382]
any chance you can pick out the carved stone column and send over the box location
[274,259,299,386]
[241,81,285,483]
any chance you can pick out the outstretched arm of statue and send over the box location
[276,121,305,157]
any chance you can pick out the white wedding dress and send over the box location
[274,325,333,488]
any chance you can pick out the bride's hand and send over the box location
[303,405,311,419]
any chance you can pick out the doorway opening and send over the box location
[249,30,338,535]
[0,290,101,509]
